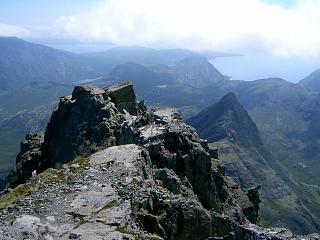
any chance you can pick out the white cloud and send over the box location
[55,0,320,56]
[0,23,30,37]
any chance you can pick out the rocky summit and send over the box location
[0,82,319,240]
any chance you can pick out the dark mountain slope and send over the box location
[284,93,320,185]
[0,104,54,173]
[299,68,320,91]
[151,54,225,87]
[0,37,97,90]
[187,92,261,147]
[188,93,320,234]
[0,37,102,122]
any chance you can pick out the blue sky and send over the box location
[0,0,100,26]
[263,0,297,8]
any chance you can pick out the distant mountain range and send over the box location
[0,37,92,122]
[0,37,202,122]
[82,46,195,67]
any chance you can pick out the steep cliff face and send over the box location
[188,92,320,234]
[0,83,318,239]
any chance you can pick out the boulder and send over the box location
[104,81,138,115]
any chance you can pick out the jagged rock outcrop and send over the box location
[11,81,141,186]
[1,83,318,240]
[43,84,123,166]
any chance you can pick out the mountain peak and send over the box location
[188,92,262,147]
[167,54,225,87]
[219,91,237,104]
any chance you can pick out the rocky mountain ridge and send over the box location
[188,92,320,233]
[187,92,262,147]
[0,82,318,239]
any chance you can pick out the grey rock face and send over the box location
[43,84,124,166]
[8,133,45,186]
[2,83,318,240]
[12,81,141,185]
[104,81,138,115]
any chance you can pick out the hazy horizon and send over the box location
[0,35,316,83]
